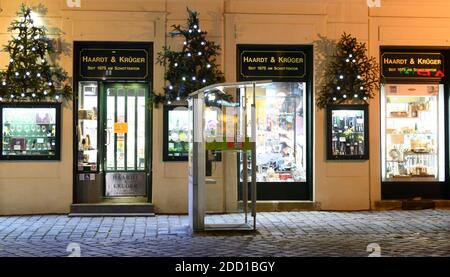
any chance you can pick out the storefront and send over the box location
[380,47,450,199]
[72,42,153,210]
[3,0,450,216]
[236,44,313,200]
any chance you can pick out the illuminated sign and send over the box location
[237,45,309,81]
[79,48,149,80]
[381,52,444,79]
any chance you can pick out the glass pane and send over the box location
[77,81,98,171]
[249,82,306,183]
[127,89,136,170]
[331,109,366,156]
[106,88,115,170]
[168,107,190,159]
[2,107,57,157]
[137,88,146,170]
[382,84,444,182]
[116,89,126,170]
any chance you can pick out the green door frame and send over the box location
[100,82,152,202]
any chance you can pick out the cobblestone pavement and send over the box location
[0,210,448,257]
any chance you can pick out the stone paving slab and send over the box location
[0,210,448,257]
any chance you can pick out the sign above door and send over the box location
[75,41,152,81]
[237,44,312,82]
[381,52,445,80]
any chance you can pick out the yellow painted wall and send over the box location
[1,0,450,214]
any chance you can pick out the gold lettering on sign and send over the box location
[82,56,109,63]
[119,56,146,63]
[417,58,441,65]
[278,57,303,63]
[383,58,407,65]
[243,56,268,63]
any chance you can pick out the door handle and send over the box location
[105,128,111,146]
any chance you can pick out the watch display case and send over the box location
[381,84,445,181]
[163,105,189,161]
[0,103,61,160]
[327,104,368,160]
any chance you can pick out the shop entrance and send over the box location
[72,41,153,211]
[102,83,150,199]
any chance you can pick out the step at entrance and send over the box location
[69,203,155,217]
[402,200,435,210]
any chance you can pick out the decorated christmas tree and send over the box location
[0,4,72,102]
[317,33,379,108]
[154,8,225,104]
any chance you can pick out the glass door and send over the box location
[103,83,149,197]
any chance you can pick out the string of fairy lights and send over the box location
[331,52,368,103]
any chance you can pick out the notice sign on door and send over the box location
[105,172,146,197]
[114,122,128,133]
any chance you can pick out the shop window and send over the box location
[243,82,307,183]
[381,84,445,182]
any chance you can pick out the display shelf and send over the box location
[384,176,437,182]
[3,136,56,138]
[386,117,421,119]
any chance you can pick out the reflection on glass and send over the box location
[106,89,115,170]
[330,109,366,157]
[127,89,136,169]
[116,90,125,170]
[243,82,306,183]
[382,84,444,181]
[167,107,189,159]
[137,89,146,170]
[2,107,57,157]
[77,81,98,171]
[105,85,147,171]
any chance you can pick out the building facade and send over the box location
[1,0,450,215]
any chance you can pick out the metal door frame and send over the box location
[100,82,152,200]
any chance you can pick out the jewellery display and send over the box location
[327,105,368,160]
[163,105,190,161]
[1,104,60,160]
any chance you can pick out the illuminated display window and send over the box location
[327,105,369,160]
[381,84,445,182]
[163,105,189,161]
[1,103,61,160]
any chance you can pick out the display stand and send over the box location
[187,80,270,232]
